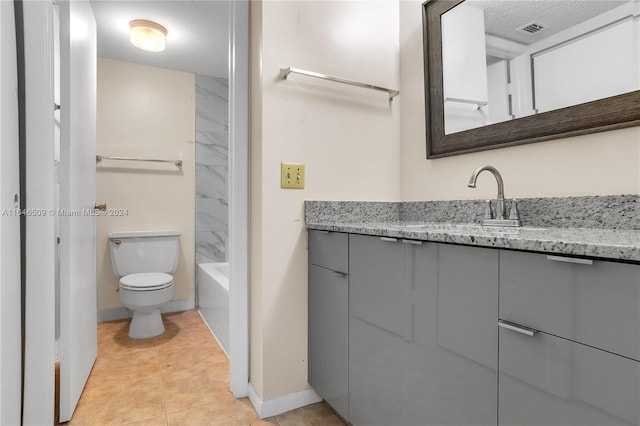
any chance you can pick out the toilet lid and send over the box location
[120,273,174,291]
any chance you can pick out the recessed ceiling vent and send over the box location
[516,21,547,35]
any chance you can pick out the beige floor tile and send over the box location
[158,336,226,361]
[69,381,125,425]
[88,348,160,388]
[162,312,206,331]
[98,318,130,335]
[71,376,165,425]
[162,361,233,413]
[275,402,345,426]
[149,329,214,354]
[159,350,228,376]
[71,311,343,426]
[98,325,170,357]
[122,415,168,426]
[167,398,277,426]
[114,378,167,424]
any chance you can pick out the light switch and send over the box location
[281,163,305,189]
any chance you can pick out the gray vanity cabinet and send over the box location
[310,227,640,426]
[308,230,349,420]
[499,250,640,426]
[348,235,498,426]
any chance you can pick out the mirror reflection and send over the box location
[442,0,639,135]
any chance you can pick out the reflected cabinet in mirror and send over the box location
[422,0,640,158]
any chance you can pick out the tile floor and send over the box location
[58,310,345,426]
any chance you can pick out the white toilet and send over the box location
[108,230,181,339]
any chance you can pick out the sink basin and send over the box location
[400,223,547,234]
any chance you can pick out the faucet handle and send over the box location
[508,199,520,220]
[484,200,493,219]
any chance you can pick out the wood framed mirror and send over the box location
[422,0,640,158]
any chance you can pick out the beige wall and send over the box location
[96,58,195,310]
[250,1,401,400]
[399,0,640,201]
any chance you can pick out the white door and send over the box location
[58,0,97,421]
[21,1,56,424]
[0,1,23,424]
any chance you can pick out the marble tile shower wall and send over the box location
[195,74,228,264]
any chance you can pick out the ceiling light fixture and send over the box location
[129,19,167,52]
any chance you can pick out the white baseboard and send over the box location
[248,384,322,419]
[97,298,196,322]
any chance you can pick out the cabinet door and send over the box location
[405,244,498,426]
[499,327,640,426]
[349,237,499,426]
[308,264,348,420]
[348,234,408,426]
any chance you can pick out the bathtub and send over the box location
[197,262,229,355]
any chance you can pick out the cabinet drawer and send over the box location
[309,230,348,273]
[500,250,640,360]
[500,328,640,426]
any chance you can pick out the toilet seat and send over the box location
[120,273,174,291]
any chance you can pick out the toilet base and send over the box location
[129,308,165,339]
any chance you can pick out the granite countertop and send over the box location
[306,220,640,262]
[305,197,640,263]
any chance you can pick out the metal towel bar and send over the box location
[445,97,488,110]
[96,155,182,167]
[280,67,400,100]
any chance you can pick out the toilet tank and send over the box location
[108,230,181,277]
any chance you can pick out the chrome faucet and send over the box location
[468,165,521,227]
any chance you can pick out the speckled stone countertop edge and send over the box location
[306,221,640,263]
[305,195,639,230]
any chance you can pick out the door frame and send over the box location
[228,0,250,397]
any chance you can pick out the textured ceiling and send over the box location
[90,0,229,77]
[466,0,630,45]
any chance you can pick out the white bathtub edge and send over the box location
[198,262,229,291]
[197,262,230,354]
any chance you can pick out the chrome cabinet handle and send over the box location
[402,239,422,245]
[318,230,330,234]
[380,237,398,242]
[498,319,538,337]
[333,271,347,278]
[546,255,593,265]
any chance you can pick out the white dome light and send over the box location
[129,19,167,52]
